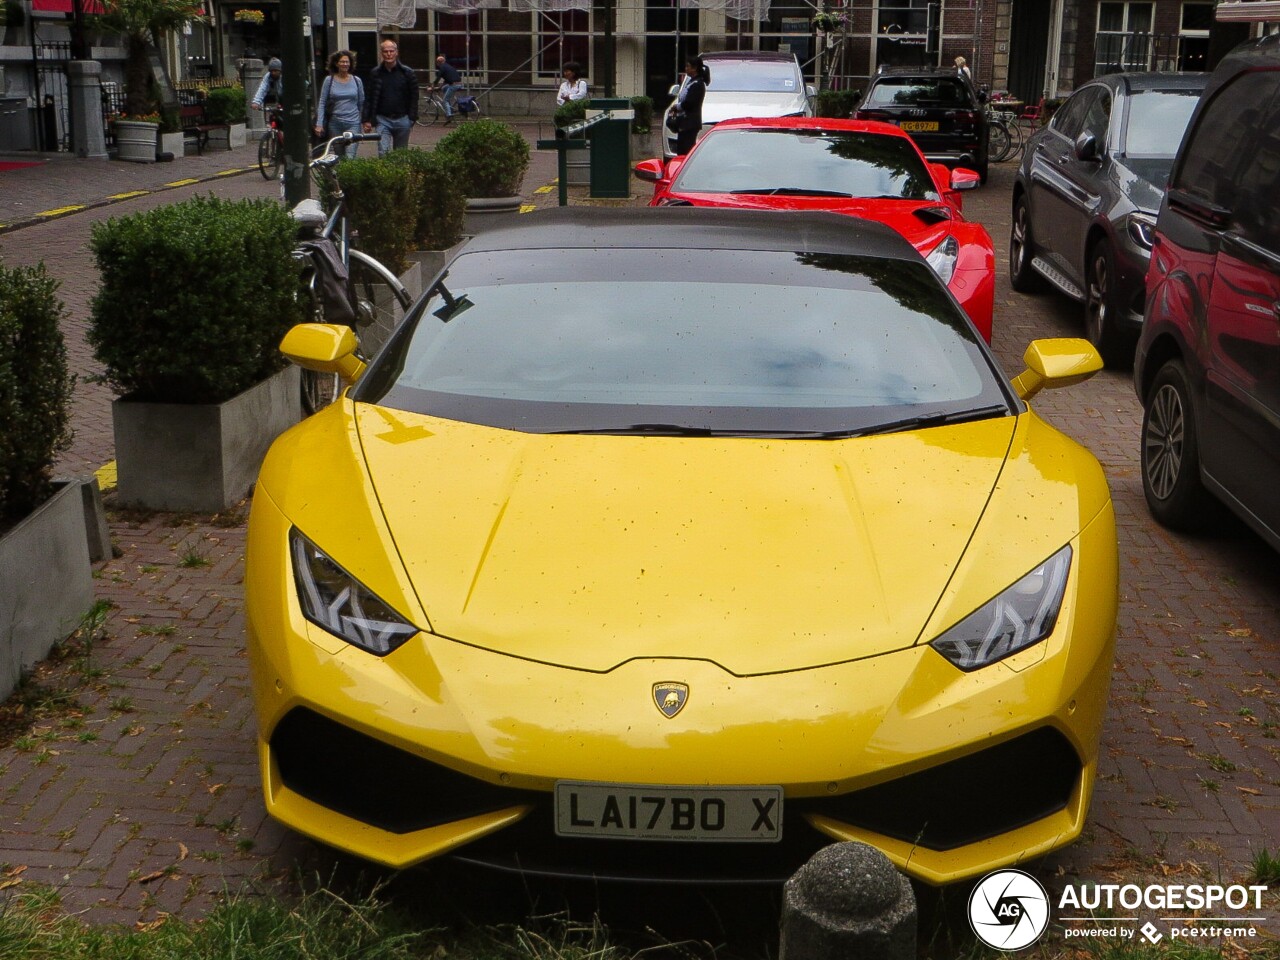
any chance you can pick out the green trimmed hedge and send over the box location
[814,89,859,118]
[383,148,466,251]
[436,118,529,198]
[331,157,419,273]
[0,262,73,521]
[88,196,301,405]
[554,98,588,131]
[630,95,654,134]
[204,85,246,125]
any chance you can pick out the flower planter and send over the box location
[115,119,158,163]
[0,480,97,701]
[112,365,301,512]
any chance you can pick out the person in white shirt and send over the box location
[556,62,588,106]
[955,56,972,81]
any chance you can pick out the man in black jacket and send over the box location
[362,39,418,155]
[434,55,463,123]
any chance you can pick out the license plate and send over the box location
[554,782,783,842]
[900,121,940,132]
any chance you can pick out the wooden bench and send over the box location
[179,103,230,155]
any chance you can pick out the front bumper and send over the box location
[246,488,1117,886]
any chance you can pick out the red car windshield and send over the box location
[671,128,940,200]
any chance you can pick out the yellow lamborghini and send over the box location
[245,207,1118,886]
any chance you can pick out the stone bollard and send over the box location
[779,842,917,960]
[242,58,266,133]
[68,60,108,159]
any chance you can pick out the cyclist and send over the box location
[433,55,463,123]
[363,39,418,154]
[252,57,284,110]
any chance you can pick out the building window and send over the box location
[1178,2,1212,71]
[535,9,590,80]
[1095,1,1154,74]
[876,0,934,68]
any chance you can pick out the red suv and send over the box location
[1135,34,1280,551]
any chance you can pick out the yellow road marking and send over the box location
[164,178,200,187]
[95,461,118,492]
[534,185,553,194]
[36,205,86,217]
[519,204,536,214]
[216,168,244,176]
[107,190,150,200]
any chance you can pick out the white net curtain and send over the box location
[378,0,772,25]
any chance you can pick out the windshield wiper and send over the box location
[856,404,1013,437]
[550,423,846,438]
[729,188,856,198]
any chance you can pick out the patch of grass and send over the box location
[1251,847,1280,885]
[1204,755,1237,774]
[1197,776,1220,793]
[137,624,177,637]
[1145,795,1180,812]
[108,696,134,714]
[177,546,212,569]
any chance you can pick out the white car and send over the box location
[661,51,815,157]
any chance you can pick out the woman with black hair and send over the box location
[673,56,709,156]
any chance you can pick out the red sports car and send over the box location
[635,117,994,341]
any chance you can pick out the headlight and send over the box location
[1126,211,1157,250]
[925,235,960,285]
[289,529,419,656]
[930,545,1072,671]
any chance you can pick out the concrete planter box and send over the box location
[158,130,185,159]
[112,365,301,512]
[631,130,657,161]
[116,119,157,163]
[208,121,247,150]
[0,480,97,700]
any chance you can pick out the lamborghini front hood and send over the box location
[356,406,1016,675]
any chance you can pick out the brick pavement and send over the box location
[0,136,1276,939]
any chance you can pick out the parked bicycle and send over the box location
[258,104,285,180]
[288,130,414,413]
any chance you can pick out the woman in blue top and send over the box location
[315,50,365,157]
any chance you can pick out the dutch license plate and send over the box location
[900,121,940,132]
[554,782,783,842]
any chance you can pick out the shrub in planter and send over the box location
[88,195,301,405]
[327,157,418,274]
[436,117,530,199]
[383,148,466,251]
[554,98,588,131]
[630,95,654,134]
[814,89,857,118]
[204,84,246,125]
[0,262,73,523]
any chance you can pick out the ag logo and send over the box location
[653,682,688,718]
[968,869,1050,951]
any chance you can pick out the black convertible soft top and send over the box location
[460,206,922,262]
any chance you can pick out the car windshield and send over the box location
[866,78,971,107]
[670,128,940,199]
[701,59,801,93]
[1122,88,1202,157]
[353,248,1012,436]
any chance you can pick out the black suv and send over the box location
[1135,35,1280,552]
[854,66,989,182]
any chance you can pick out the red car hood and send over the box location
[663,193,953,252]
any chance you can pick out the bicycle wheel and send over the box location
[258,131,281,180]
[349,249,413,350]
[988,120,1012,163]
[416,95,442,126]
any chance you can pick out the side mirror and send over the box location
[1073,131,1101,163]
[668,84,680,98]
[950,168,980,191]
[280,323,365,382]
[1011,339,1103,401]
[805,84,816,98]
[633,158,665,183]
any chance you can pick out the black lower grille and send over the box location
[271,708,539,834]
[797,727,1081,851]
